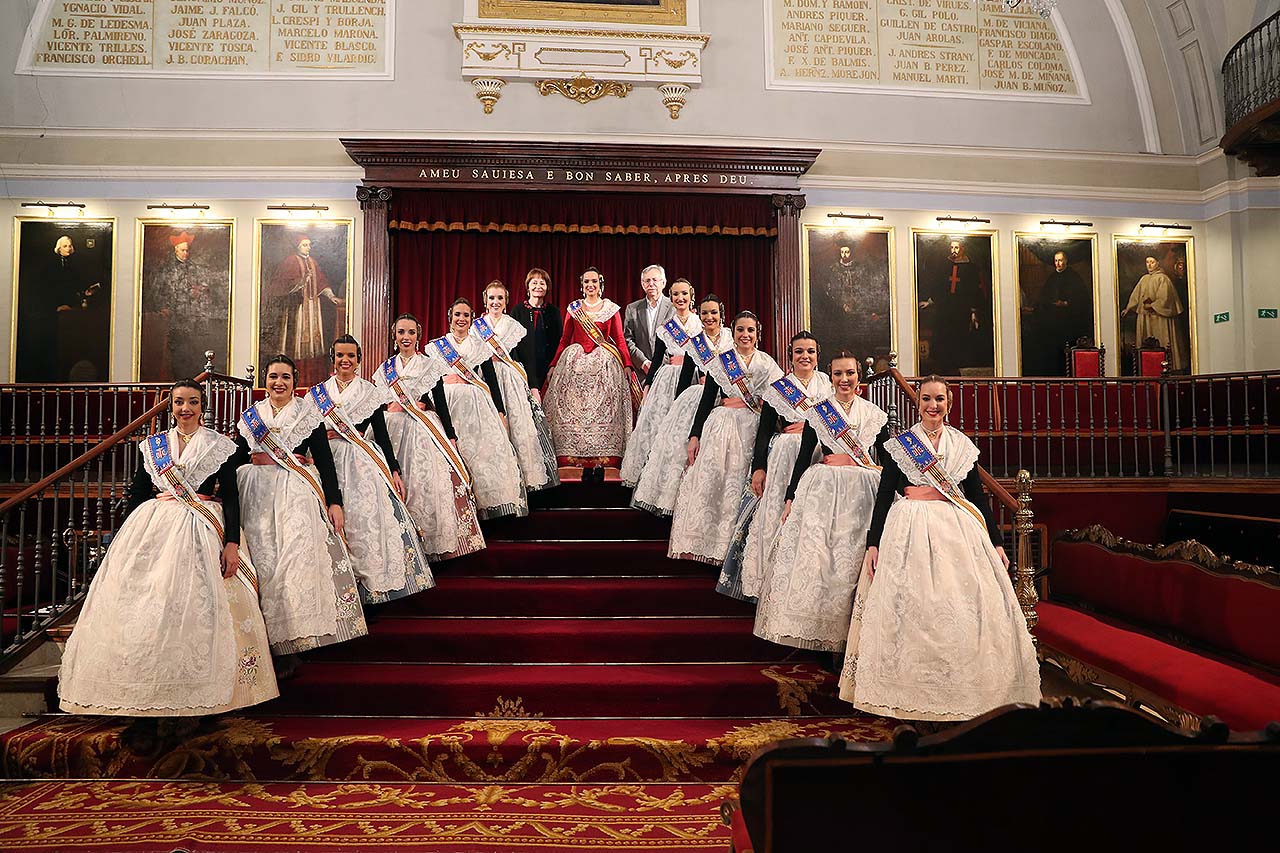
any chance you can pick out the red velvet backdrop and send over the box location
[389,191,777,345]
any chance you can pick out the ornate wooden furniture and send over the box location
[1065,337,1104,377]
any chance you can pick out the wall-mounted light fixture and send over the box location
[267,204,331,218]
[827,212,885,222]
[1138,221,1192,236]
[1039,218,1094,233]
[21,201,86,217]
[146,202,211,218]
[936,215,991,230]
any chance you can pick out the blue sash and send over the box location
[473,316,529,383]
[240,404,327,507]
[812,400,879,469]
[690,333,716,365]
[379,358,472,487]
[770,376,814,413]
[310,382,398,490]
[431,336,489,393]
[895,430,986,530]
[719,350,760,413]
[661,317,691,350]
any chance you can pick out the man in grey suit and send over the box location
[623,264,675,374]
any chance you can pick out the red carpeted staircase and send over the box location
[1,477,895,850]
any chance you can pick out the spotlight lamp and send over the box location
[267,204,331,218]
[1039,219,1094,232]
[827,212,885,222]
[936,215,991,230]
[146,202,211,218]
[21,201,86,217]
[1138,221,1192,237]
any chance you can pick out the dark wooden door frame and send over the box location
[343,140,820,360]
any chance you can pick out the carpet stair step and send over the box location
[379,576,751,617]
[481,507,670,542]
[259,661,846,717]
[530,479,633,509]
[1,714,895,783]
[439,540,707,577]
[313,616,794,663]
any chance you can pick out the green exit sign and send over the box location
[1261,309,1279,319]
[1213,311,1230,323]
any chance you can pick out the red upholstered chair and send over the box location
[1136,336,1170,377]
[1066,338,1105,378]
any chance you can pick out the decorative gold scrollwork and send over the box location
[537,73,632,104]
[464,42,514,62]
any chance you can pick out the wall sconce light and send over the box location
[267,204,330,219]
[936,215,991,230]
[827,212,885,222]
[1138,221,1192,237]
[1038,218,1093,233]
[146,202,211,218]
[22,201,86,217]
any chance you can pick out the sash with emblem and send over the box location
[473,316,528,383]
[894,430,987,531]
[567,300,644,410]
[379,357,472,488]
[811,400,881,470]
[431,336,490,395]
[717,350,761,414]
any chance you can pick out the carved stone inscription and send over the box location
[22,0,391,77]
[768,0,1081,99]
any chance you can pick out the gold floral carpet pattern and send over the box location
[0,780,735,851]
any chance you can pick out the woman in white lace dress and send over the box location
[313,335,434,604]
[719,331,831,601]
[668,311,783,564]
[630,294,733,516]
[620,278,701,487]
[475,281,559,493]
[374,313,485,562]
[426,298,528,519]
[838,376,1041,721]
[754,352,886,653]
[235,355,367,678]
[59,380,279,744]
[542,267,637,483]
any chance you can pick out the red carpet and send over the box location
[0,780,734,851]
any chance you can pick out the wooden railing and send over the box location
[1223,10,1280,129]
[868,366,1039,637]
[0,359,252,664]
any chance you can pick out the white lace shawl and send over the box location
[655,311,703,353]
[759,371,834,425]
[884,423,980,487]
[705,349,785,401]
[681,327,734,367]
[801,394,889,457]
[141,426,237,493]
[236,397,324,454]
[374,352,449,401]
[572,298,621,324]
[322,375,390,428]
[478,313,527,351]
[429,332,492,372]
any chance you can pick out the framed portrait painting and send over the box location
[136,220,234,382]
[802,224,895,373]
[911,229,999,376]
[1014,233,1099,377]
[254,219,353,388]
[1114,236,1195,376]
[11,217,116,382]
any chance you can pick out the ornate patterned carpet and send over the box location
[0,478,895,848]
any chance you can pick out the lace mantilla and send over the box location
[656,312,702,353]
[142,427,237,493]
[705,349,784,401]
[237,397,324,453]
[322,376,390,427]
[884,424,980,485]
[681,327,733,364]
[428,333,492,372]
[760,371,833,424]
[802,394,888,457]
[486,314,528,350]
[574,298,621,323]
[376,353,449,401]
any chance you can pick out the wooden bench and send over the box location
[724,699,1279,853]
[1038,524,1280,731]
[1162,508,1278,570]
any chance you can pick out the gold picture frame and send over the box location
[801,223,897,372]
[10,216,118,382]
[909,228,1001,377]
[1112,234,1196,376]
[478,0,688,25]
[134,218,236,382]
[252,218,355,388]
[1013,231,1100,377]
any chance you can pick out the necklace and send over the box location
[335,376,353,392]
[176,427,198,443]
[923,423,944,439]
[270,400,289,418]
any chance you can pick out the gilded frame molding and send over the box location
[1012,231,1101,377]
[800,223,897,367]
[251,217,356,382]
[477,0,688,26]
[908,227,1001,377]
[132,217,236,382]
[10,215,118,382]
[1111,233,1197,376]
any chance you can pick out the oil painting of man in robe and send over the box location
[914,232,996,376]
[1016,236,1096,376]
[805,226,893,370]
[139,222,233,381]
[1115,238,1194,375]
[256,221,351,387]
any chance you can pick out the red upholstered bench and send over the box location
[1039,526,1280,732]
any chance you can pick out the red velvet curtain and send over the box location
[388,191,777,346]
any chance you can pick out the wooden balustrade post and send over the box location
[886,352,901,433]
[1015,469,1039,642]
[1160,371,1175,477]
[203,351,215,428]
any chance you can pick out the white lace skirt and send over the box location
[837,498,1041,721]
[237,464,368,655]
[442,383,528,519]
[382,409,485,562]
[493,360,558,492]
[723,433,812,601]
[630,384,703,516]
[58,499,279,715]
[330,439,434,603]
[620,361,682,486]
[543,344,632,465]
[753,464,880,651]
[668,407,760,564]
